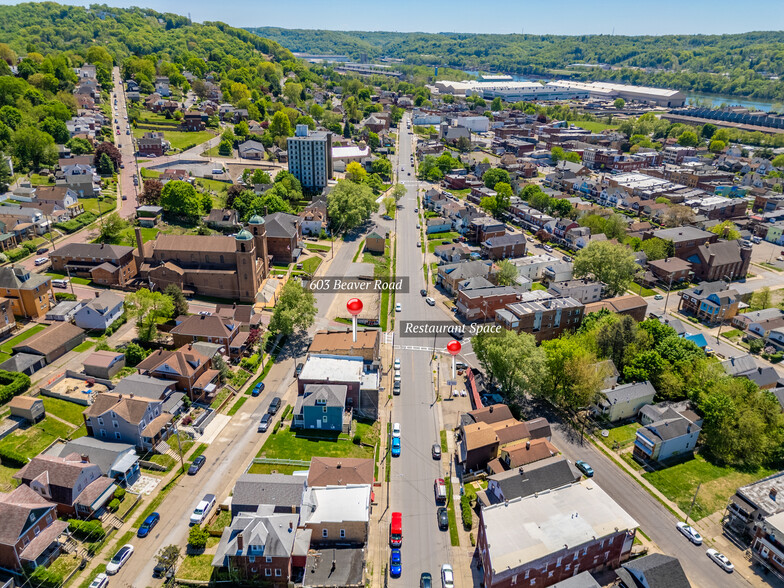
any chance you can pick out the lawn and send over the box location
[29,173,55,185]
[177,554,214,582]
[599,422,641,449]
[201,144,232,158]
[0,463,19,490]
[0,418,75,459]
[300,256,322,274]
[573,120,620,133]
[256,426,377,461]
[78,565,107,588]
[73,340,95,353]
[246,462,303,475]
[0,324,46,354]
[133,128,214,151]
[118,226,159,245]
[46,272,91,286]
[227,396,247,416]
[143,453,176,472]
[643,453,777,521]
[531,282,548,291]
[428,239,452,253]
[78,196,117,216]
[42,396,89,426]
[306,243,330,253]
[209,388,232,409]
[427,231,459,241]
[48,554,80,579]
[630,283,657,297]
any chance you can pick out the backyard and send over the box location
[256,421,378,462]
[133,127,215,152]
[41,396,89,426]
[0,324,46,354]
[599,422,641,450]
[176,554,214,582]
[0,417,75,460]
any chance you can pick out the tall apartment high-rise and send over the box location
[287,125,333,190]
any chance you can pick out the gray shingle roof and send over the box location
[616,553,691,588]
[490,456,580,502]
[600,381,656,406]
[263,212,300,238]
[232,474,305,510]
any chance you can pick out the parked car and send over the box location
[392,422,401,438]
[394,358,401,370]
[152,562,175,580]
[575,460,594,477]
[441,564,454,588]
[395,303,402,312]
[448,327,464,340]
[420,573,432,588]
[416,223,420,229]
[676,522,703,545]
[417,241,421,247]
[88,573,109,588]
[543,244,553,252]
[437,507,449,530]
[138,512,160,538]
[393,380,401,395]
[34,257,48,266]
[295,363,304,377]
[426,297,435,306]
[190,494,216,526]
[432,443,441,460]
[390,548,402,577]
[36,247,49,254]
[654,294,663,300]
[706,548,734,572]
[106,544,134,575]
[258,413,271,432]
[268,397,281,415]
[251,382,265,397]
[562,255,572,262]
[188,455,206,475]
[391,436,401,457]
[420,289,427,296]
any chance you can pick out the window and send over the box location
[265,569,272,576]
[265,556,272,563]
[565,564,570,572]
[322,529,328,538]
[249,555,255,563]
[98,418,104,426]
[340,529,345,539]
[115,432,121,440]
[548,571,553,578]
[524,570,530,579]
[34,527,40,537]
[323,406,327,413]
[511,576,517,586]
[530,581,535,587]
[113,421,119,428]
[322,415,328,423]
[46,513,53,524]
[100,430,106,438]
[275,570,281,577]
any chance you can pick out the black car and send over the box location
[437,507,449,531]
[448,327,464,340]
[295,363,304,377]
[420,289,427,297]
[188,455,206,475]
[268,397,281,415]
[153,563,175,580]
[37,247,49,254]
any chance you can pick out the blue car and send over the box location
[575,460,594,477]
[390,548,402,577]
[251,382,265,397]
[391,437,401,457]
[138,512,160,538]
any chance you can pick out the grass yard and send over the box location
[0,464,19,490]
[643,453,777,521]
[427,231,459,241]
[440,430,448,454]
[133,128,214,152]
[143,453,176,472]
[573,120,620,133]
[201,144,232,158]
[445,478,460,546]
[0,418,75,459]
[531,282,548,291]
[209,388,232,409]
[177,554,214,582]
[300,256,322,274]
[226,397,247,416]
[256,425,377,462]
[428,239,452,253]
[208,509,231,535]
[722,329,743,340]
[79,196,117,216]
[48,554,80,579]
[599,422,641,449]
[306,243,330,252]
[0,324,46,354]
[78,565,107,588]
[246,462,303,475]
[118,226,159,245]
[41,396,89,426]
[29,173,55,185]
[73,340,95,353]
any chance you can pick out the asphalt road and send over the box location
[388,115,454,585]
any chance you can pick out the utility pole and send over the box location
[65,266,76,298]
[663,273,674,313]
[174,423,185,474]
[685,483,701,525]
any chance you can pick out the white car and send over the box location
[425,297,436,306]
[676,522,703,545]
[34,257,48,266]
[392,422,401,438]
[394,358,401,370]
[395,303,402,312]
[88,573,109,588]
[190,493,216,525]
[441,563,454,588]
[706,548,734,572]
[106,544,134,575]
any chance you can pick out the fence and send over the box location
[251,457,310,467]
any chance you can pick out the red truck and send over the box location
[389,512,402,547]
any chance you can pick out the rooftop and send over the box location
[232,473,305,508]
[599,381,656,407]
[301,484,371,524]
[299,354,365,384]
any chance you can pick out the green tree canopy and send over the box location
[483,168,510,189]
[269,279,317,335]
[125,288,174,342]
[326,180,378,231]
[573,240,639,297]
[160,180,203,218]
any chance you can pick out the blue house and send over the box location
[426,217,452,234]
[293,384,349,433]
[633,410,701,464]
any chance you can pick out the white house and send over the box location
[74,292,124,331]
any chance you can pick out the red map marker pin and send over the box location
[347,298,363,342]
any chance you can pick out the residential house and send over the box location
[751,511,784,578]
[615,554,691,588]
[264,212,302,264]
[306,457,374,489]
[7,396,45,423]
[426,217,452,234]
[678,281,739,324]
[211,508,299,584]
[40,299,79,322]
[469,217,506,243]
[511,254,558,281]
[725,471,784,540]
[482,234,526,260]
[0,353,46,376]
[49,243,137,287]
[293,384,349,433]
[721,355,780,389]
[642,227,717,260]
[0,297,15,340]
[0,485,68,571]
[0,266,52,318]
[308,330,380,363]
[203,209,241,232]
[548,279,604,304]
[56,163,101,198]
[300,484,371,545]
[364,231,385,254]
[230,474,306,516]
[170,314,247,358]
[481,456,581,506]
[83,350,126,379]
[434,243,472,263]
[457,284,524,321]
[137,132,169,157]
[299,200,327,235]
[552,218,580,242]
[437,260,496,295]
[83,392,172,451]
[647,257,693,284]
[238,140,266,160]
[477,481,638,588]
[297,354,379,420]
[73,292,124,331]
[14,453,116,519]
[136,205,163,228]
[112,374,183,415]
[12,322,84,364]
[686,240,752,282]
[135,345,219,403]
[495,293,584,343]
[542,261,573,284]
[593,381,657,422]
[181,112,205,131]
[50,437,140,488]
[733,308,784,331]
[634,404,702,463]
[584,295,648,322]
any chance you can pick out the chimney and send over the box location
[95,291,100,298]
[526,441,530,450]
[237,533,244,550]
[488,406,493,413]
[336,462,342,469]
[289,521,293,532]
[134,227,144,253]
[771,488,778,501]
[80,454,89,463]
[687,424,691,433]
[100,242,105,249]
[188,344,192,350]
[129,393,134,399]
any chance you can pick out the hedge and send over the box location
[107,498,120,512]
[460,494,473,531]
[114,487,126,500]
[0,371,32,404]
[55,292,77,302]
[68,519,106,541]
[0,445,29,467]
[30,566,63,588]
[55,211,98,233]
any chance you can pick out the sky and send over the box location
[2,0,784,35]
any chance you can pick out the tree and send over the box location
[494,182,512,211]
[124,342,149,366]
[701,123,718,139]
[613,98,626,109]
[708,220,741,241]
[66,137,92,155]
[0,153,11,192]
[94,142,122,170]
[326,180,378,231]
[750,287,773,311]
[125,288,175,342]
[677,130,700,147]
[382,196,395,217]
[40,117,69,144]
[709,139,726,153]
[480,196,499,216]
[98,212,128,243]
[528,191,551,213]
[495,259,518,286]
[155,545,181,576]
[218,139,233,156]
[472,330,546,402]
[12,126,56,169]
[595,314,640,373]
[573,241,639,297]
[541,336,604,408]
[772,154,784,169]
[391,183,406,203]
[96,152,114,176]
[269,110,293,139]
[160,180,203,218]
[639,237,672,261]
[164,283,189,317]
[551,198,572,218]
[535,229,551,243]
[345,161,367,184]
[250,169,271,185]
[371,157,392,180]
[141,178,162,205]
[490,97,503,111]
[269,279,316,335]
[483,168,510,189]
[623,350,668,389]
[662,204,696,227]
[188,525,209,550]
[343,120,352,138]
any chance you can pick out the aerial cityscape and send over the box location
[0,2,784,588]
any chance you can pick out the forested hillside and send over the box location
[249,27,784,100]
